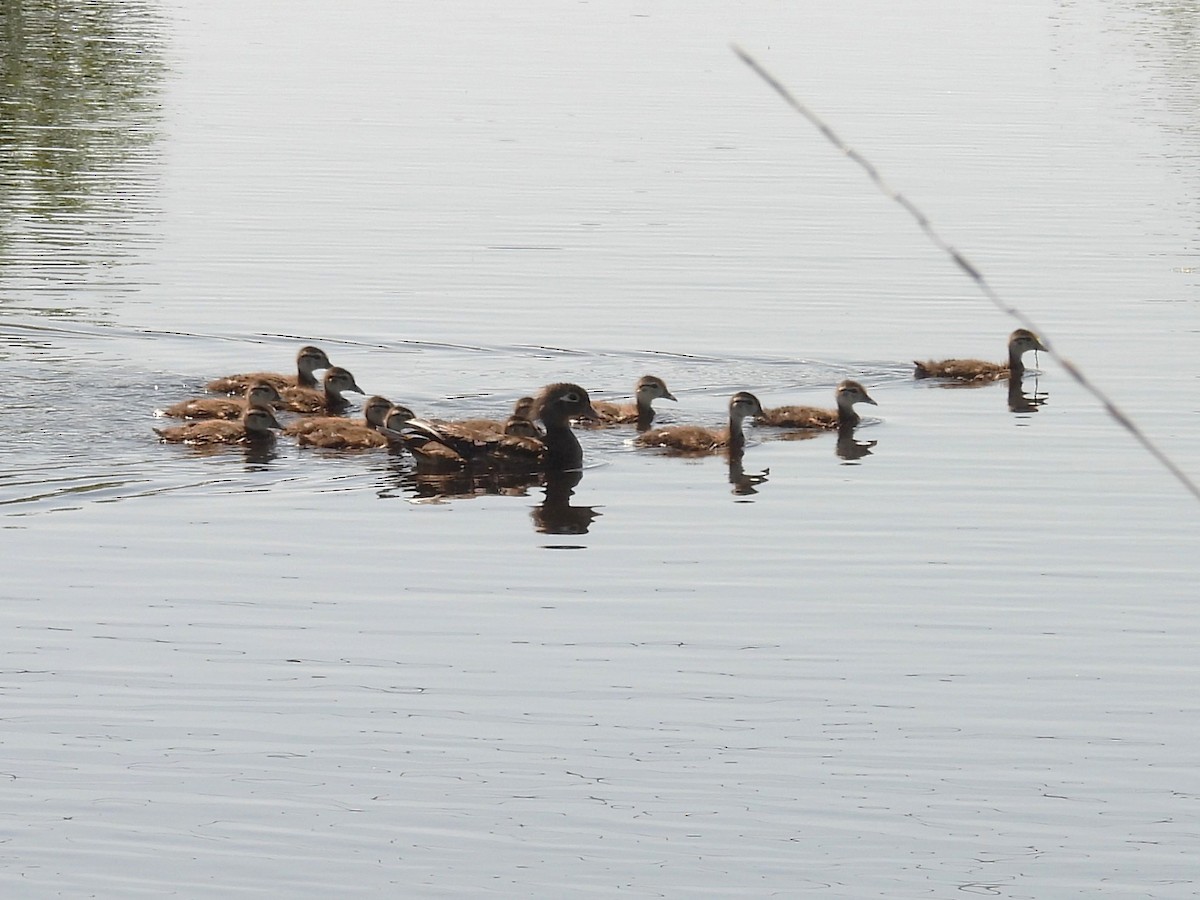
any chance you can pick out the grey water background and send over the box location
[2,0,1199,896]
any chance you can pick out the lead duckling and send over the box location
[393,382,599,471]
[758,380,877,429]
[154,407,282,445]
[280,366,366,414]
[206,345,333,394]
[590,375,677,430]
[161,381,283,420]
[636,391,764,455]
[914,328,1046,382]
[287,395,395,449]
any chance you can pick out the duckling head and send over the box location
[836,380,878,408]
[244,407,283,434]
[729,391,765,423]
[383,404,417,431]
[512,396,537,420]
[363,395,394,427]
[636,375,677,403]
[246,381,283,409]
[298,345,333,371]
[503,416,543,438]
[1010,329,1047,355]
[323,367,366,398]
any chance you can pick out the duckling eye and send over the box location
[563,392,580,403]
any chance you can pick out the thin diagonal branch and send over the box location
[733,44,1200,504]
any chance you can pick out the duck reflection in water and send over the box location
[531,470,600,534]
[835,422,877,462]
[383,464,601,534]
[728,450,769,496]
[1008,375,1048,414]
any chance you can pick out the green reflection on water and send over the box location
[0,0,165,305]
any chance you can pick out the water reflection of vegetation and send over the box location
[0,0,164,293]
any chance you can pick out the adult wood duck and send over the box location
[390,383,599,471]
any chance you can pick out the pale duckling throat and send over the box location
[636,391,764,455]
[590,375,678,430]
[280,366,366,414]
[161,381,282,420]
[206,345,333,394]
[759,380,878,429]
[154,407,282,445]
[914,328,1046,382]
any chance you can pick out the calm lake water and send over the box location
[2,0,1199,896]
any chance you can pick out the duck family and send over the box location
[154,332,1045,472]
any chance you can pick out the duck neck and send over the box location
[297,365,320,388]
[1008,345,1028,378]
[635,403,655,432]
[541,414,583,470]
[836,397,861,427]
[324,387,349,411]
[728,413,747,452]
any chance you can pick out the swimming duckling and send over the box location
[590,375,677,430]
[636,391,764,455]
[758,380,878,429]
[161,381,282,420]
[394,382,599,471]
[154,407,282,445]
[280,366,366,414]
[451,396,543,437]
[206,345,332,394]
[914,329,1046,382]
[287,395,395,449]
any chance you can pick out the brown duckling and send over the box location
[451,396,542,437]
[914,328,1046,382]
[759,380,878,429]
[154,407,282,445]
[287,395,395,449]
[206,345,332,394]
[280,366,366,414]
[636,391,764,455]
[393,382,599,471]
[590,375,677,430]
[161,381,282,420]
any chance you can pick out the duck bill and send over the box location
[575,403,602,423]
